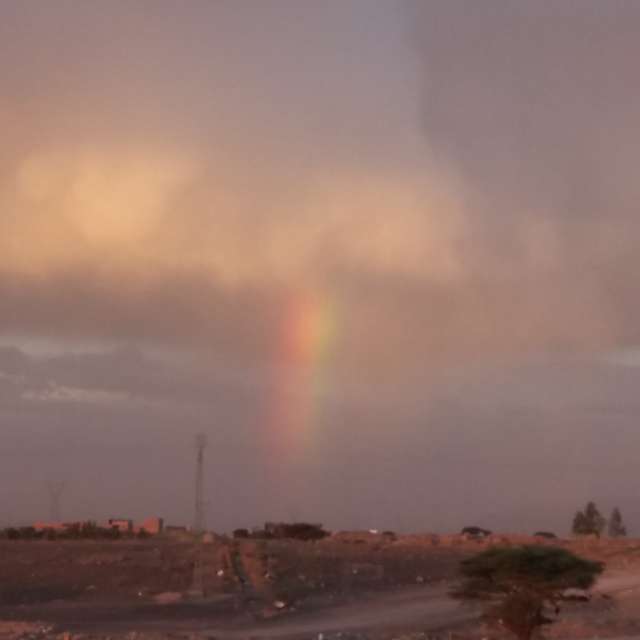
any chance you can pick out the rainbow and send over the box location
[271,290,337,457]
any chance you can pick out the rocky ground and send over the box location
[2,533,640,640]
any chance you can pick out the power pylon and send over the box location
[193,433,207,534]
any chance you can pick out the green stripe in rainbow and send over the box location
[272,290,337,456]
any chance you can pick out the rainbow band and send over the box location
[273,291,337,456]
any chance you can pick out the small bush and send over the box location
[244,522,330,541]
[265,522,329,541]
[461,526,492,538]
[1,522,125,541]
[453,545,603,640]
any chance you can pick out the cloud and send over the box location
[0,344,240,408]
[21,383,131,406]
[3,0,639,380]
[603,347,640,368]
[3,0,640,535]
[3,139,466,284]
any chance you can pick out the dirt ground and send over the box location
[3,533,640,640]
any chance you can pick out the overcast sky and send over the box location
[2,0,640,534]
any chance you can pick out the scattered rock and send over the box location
[562,587,590,601]
[153,591,183,605]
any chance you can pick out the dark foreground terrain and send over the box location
[2,533,640,640]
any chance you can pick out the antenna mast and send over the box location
[193,433,207,533]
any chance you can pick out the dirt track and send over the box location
[6,571,640,640]
[0,583,478,639]
[203,584,479,639]
[206,567,640,640]
[208,569,640,640]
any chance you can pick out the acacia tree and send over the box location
[453,545,603,640]
[608,507,627,538]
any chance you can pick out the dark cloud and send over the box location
[408,1,640,210]
[1,1,640,532]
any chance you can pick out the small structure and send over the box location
[107,518,133,533]
[33,521,74,532]
[134,517,164,535]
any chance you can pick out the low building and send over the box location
[107,518,133,533]
[134,516,164,535]
[33,521,74,532]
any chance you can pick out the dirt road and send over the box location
[0,583,478,639]
[7,571,640,640]
[206,569,640,640]
[595,572,640,596]
[204,584,479,639]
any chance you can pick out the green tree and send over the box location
[572,501,606,537]
[453,545,603,640]
[572,511,589,535]
[608,507,627,538]
[584,501,606,536]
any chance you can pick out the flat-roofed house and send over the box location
[107,518,133,533]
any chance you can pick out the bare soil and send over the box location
[2,534,640,640]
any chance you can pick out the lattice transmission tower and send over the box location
[193,433,208,534]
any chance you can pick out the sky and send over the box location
[1,0,640,534]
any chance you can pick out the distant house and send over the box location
[107,518,133,533]
[33,521,74,532]
[134,517,164,535]
[33,517,165,537]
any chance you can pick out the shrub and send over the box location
[452,545,603,640]
[461,526,491,538]
[264,522,329,541]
